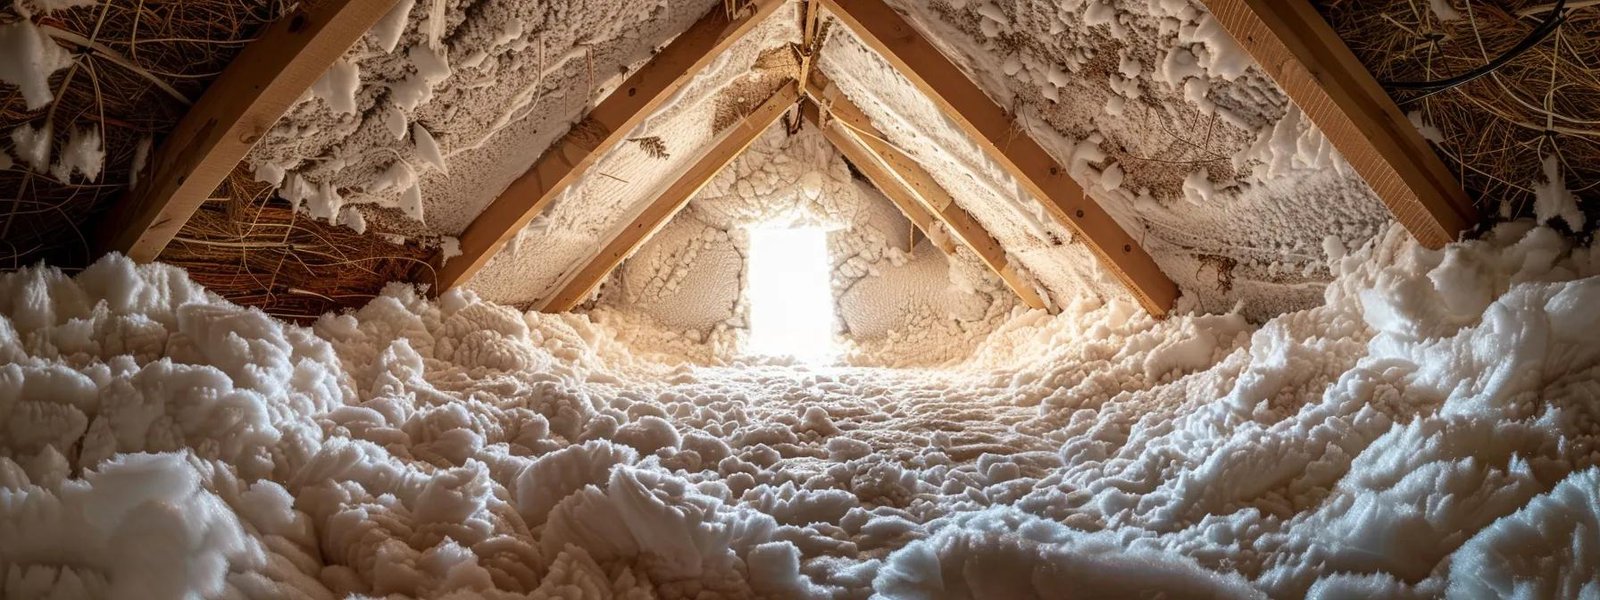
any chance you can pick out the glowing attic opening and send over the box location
[745,228,837,362]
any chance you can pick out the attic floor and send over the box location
[2,220,1599,598]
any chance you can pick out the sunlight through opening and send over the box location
[746,228,836,362]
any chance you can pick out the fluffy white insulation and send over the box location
[3,219,1599,598]
[463,9,801,305]
[822,0,1396,320]
[246,0,724,239]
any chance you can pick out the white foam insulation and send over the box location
[816,25,1135,314]
[866,0,1396,319]
[462,4,803,306]
[246,0,726,239]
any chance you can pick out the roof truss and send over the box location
[809,103,950,255]
[543,82,1051,314]
[1196,0,1476,248]
[541,82,802,313]
[818,0,1179,316]
[802,76,1048,310]
[431,0,785,292]
[97,0,402,262]
[107,0,1475,320]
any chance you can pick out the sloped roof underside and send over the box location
[11,0,1555,322]
[464,6,801,307]
[246,0,727,240]
[852,0,1396,318]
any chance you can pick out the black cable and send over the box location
[1380,0,1569,99]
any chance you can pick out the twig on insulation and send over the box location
[629,136,671,160]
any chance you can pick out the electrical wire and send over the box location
[1381,0,1569,101]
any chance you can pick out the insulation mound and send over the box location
[2,220,1600,598]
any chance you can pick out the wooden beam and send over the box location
[434,0,785,292]
[97,0,402,262]
[803,83,1047,310]
[796,0,823,84]
[803,101,952,254]
[820,0,1177,316]
[1195,0,1475,248]
[541,82,801,312]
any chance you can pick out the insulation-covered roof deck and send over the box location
[5,1,1600,597]
[10,0,1545,323]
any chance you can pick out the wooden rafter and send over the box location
[1196,0,1476,248]
[433,0,784,292]
[796,0,823,85]
[802,101,951,253]
[801,89,1048,310]
[819,0,1177,316]
[97,0,402,262]
[540,82,802,313]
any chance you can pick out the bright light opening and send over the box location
[746,228,837,362]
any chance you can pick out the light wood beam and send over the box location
[541,82,801,313]
[803,82,1047,310]
[434,0,784,292]
[802,101,953,254]
[1196,0,1475,248]
[98,0,402,262]
[796,0,822,85]
[820,0,1177,316]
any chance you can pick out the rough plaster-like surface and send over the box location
[613,210,745,333]
[464,9,800,306]
[877,0,1395,320]
[251,0,1397,327]
[817,29,1131,312]
[591,122,1018,366]
[247,0,723,239]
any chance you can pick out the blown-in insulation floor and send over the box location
[2,221,1599,598]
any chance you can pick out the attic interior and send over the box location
[2,0,1599,596]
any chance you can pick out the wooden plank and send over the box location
[820,0,1177,316]
[802,101,952,254]
[434,0,785,292]
[1195,0,1475,248]
[98,0,402,262]
[803,82,1047,310]
[796,0,823,85]
[541,82,800,312]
